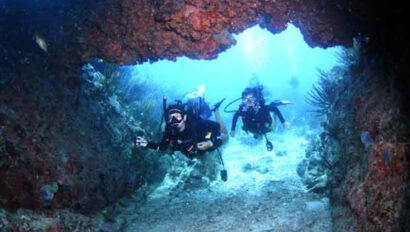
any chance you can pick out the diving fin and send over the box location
[264,134,273,151]
[266,140,273,151]
[212,98,226,111]
[216,148,228,182]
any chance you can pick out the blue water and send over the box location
[119,26,340,230]
[129,24,341,128]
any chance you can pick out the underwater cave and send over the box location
[0,0,409,231]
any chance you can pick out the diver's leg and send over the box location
[269,112,277,134]
[263,113,276,151]
[263,113,276,140]
[265,132,272,141]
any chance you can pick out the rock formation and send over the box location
[0,0,409,231]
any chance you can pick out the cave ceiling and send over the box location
[3,0,399,68]
[79,0,359,65]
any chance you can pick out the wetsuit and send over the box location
[231,102,286,136]
[147,119,223,158]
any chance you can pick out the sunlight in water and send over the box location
[132,24,340,104]
[131,24,341,129]
[237,28,268,73]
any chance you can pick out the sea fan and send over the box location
[335,44,360,69]
[305,69,339,116]
[306,43,363,117]
[100,62,121,97]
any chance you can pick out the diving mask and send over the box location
[166,109,186,134]
[167,112,183,124]
[243,95,257,108]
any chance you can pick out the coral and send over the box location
[83,0,357,65]
[40,184,59,207]
[341,74,409,231]
[305,66,349,116]
[1,0,409,230]
[360,131,374,148]
[0,63,168,214]
[318,52,408,231]
[300,37,409,231]
[0,206,132,232]
[99,63,122,98]
[297,134,340,194]
[2,0,404,68]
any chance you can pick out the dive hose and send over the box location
[223,97,242,113]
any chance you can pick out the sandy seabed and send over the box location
[121,128,332,232]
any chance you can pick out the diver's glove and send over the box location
[271,100,293,106]
[283,121,291,129]
[280,100,293,105]
[230,130,235,138]
[135,136,148,147]
[197,140,213,150]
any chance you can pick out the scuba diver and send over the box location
[227,85,292,151]
[135,96,228,180]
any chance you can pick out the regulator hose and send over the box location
[223,97,242,113]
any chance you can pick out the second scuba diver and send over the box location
[229,85,291,151]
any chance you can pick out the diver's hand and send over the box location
[135,136,148,147]
[230,130,235,137]
[283,121,291,129]
[197,140,213,150]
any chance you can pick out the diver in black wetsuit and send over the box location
[229,86,291,150]
[135,101,228,158]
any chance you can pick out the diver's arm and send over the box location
[231,111,240,131]
[145,136,170,151]
[268,105,291,129]
[207,132,228,148]
[272,107,286,124]
[198,133,228,151]
[146,141,161,150]
[270,100,293,107]
[216,133,228,145]
[267,105,286,123]
[212,121,228,147]
[198,121,228,150]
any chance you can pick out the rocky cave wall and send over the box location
[1,0,409,230]
[336,62,409,232]
[0,60,168,214]
[297,44,409,231]
[0,0,159,215]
